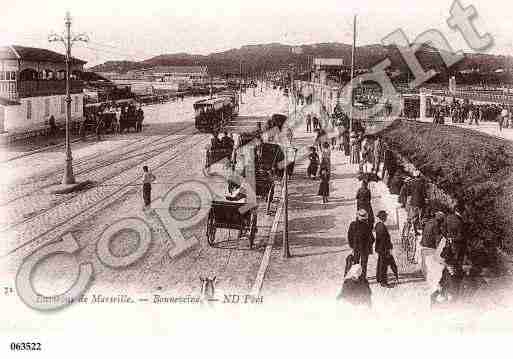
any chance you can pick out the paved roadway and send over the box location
[0,87,288,315]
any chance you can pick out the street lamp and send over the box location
[49,12,88,186]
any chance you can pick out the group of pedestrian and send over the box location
[307,140,332,203]
[305,113,321,133]
[339,199,399,307]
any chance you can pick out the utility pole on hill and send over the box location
[349,14,357,134]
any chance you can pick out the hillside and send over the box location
[89,42,513,83]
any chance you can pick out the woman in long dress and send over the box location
[350,132,360,164]
[318,167,330,203]
[320,141,331,174]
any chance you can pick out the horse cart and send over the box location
[205,146,233,168]
[206,200,258,248]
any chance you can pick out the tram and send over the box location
[194,97,234,133]
[217,90,239,116]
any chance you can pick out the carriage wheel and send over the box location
[266,183,275,215]
[248,210,258,248]
[206,210,216,246]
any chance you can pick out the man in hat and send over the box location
[375,210,398,287]
[356,180,374,231]
[348,209,375,280]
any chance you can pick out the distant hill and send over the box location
[89,42,513,83]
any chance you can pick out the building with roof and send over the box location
[0,45,86,133]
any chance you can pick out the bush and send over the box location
[379,119,513,257]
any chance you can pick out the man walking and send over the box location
[306,113,312,133]
[406,170,426,235]
[348,209,375,280]
[356,180,374,231]
[442,205,466,266]
[142,165,156,212]
[375,210,398,287]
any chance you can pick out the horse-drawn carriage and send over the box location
[205,138,234,169]
[206,200,258,248]
[81,104,117,137]
[205,140,294,248]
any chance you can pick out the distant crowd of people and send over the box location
[430,97,513,131]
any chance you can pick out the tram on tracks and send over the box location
[217,90,239,116]
[194,97,235,133]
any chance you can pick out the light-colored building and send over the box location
[313,58,344,71]
[0,45,86,132]
[152,65,208,86]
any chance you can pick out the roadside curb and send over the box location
[251,184,285,297]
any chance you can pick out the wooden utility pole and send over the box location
[49,12,88,186]
[282,71,292,259]
[349,15,357,134]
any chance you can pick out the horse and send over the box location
[199,276,217,307]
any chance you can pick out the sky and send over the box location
[1,0,512,67]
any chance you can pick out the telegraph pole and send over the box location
[282,70,292,259]
[239,60,243,104]
[49,12,88,186]
[349,15,357,134]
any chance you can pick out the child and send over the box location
[307,147,319,179]
[318,167,330,203]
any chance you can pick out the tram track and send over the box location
[1,132,211,258]
[0,124,196,207]
[0,127,203,233]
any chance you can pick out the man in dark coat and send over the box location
[442,205,466,265]
[348,209,375,279]
[383,147,397,184]
[48,115,57,137]
[420,212,445,249]
[136,106,144,132]
[375,210,398,286]
[356,180,374,231]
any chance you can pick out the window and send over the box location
[61,97,65,114]
[0,72,4,81]
[10,71,16,81]
[27,100,32,120]
[74,96,79,113]
[44,98,50,117]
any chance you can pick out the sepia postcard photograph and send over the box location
[1,0,513,356]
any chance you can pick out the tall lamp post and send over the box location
[49,12,88,186]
